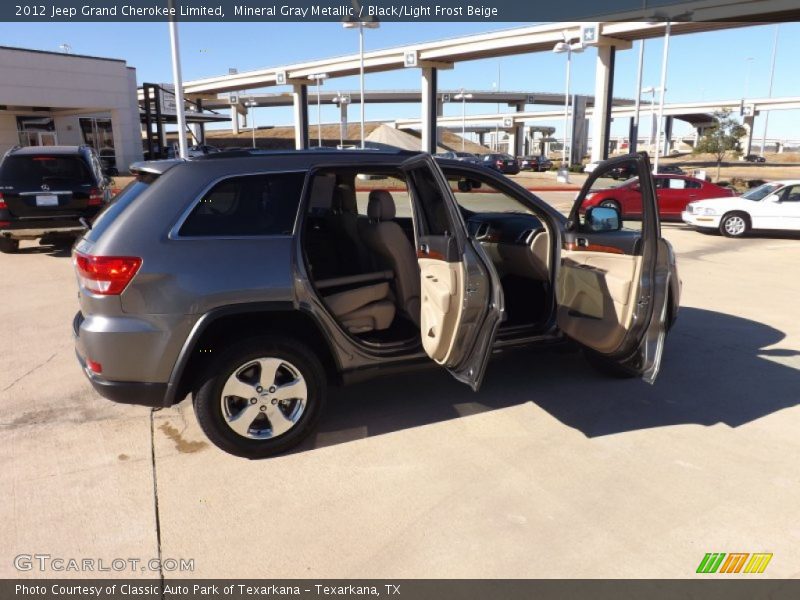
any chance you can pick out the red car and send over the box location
[582,174,735,219]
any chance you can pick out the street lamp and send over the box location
[245,98,258,148]
[310,73,328,147]
[553,34,584,180]
[453,90,473,152]
[760,24,780,157]
[652,20,672,173]
[630,40,645,153]
[343,19,379,149]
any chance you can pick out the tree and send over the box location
[693,110,747,181]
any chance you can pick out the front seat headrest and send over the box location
[367,190,396,221]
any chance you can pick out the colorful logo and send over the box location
[696,552,772,574]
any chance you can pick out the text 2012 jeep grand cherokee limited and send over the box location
[73,149,679,458]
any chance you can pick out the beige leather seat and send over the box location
[360,190,421,326]
[323,281,395,334]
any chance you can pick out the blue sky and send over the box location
[4,21,799,140]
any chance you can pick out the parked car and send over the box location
[518,155,553,172]
[585,161,684,179]
[582,174,735,220]
[682,180,800,237]
[742,154,766,163]
[481,153,520,174]
[72,149,679,458]
[0,145,111,253]
[187,144,221,158]
[434,151,481,165]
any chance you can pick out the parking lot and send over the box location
[2,191,799,579]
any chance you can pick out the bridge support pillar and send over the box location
[231,110,239,135]
[662,116,674,156]
[590,45,615,162]
[741,114,755,156]
[293,84,309,150]
[421,67,438,154]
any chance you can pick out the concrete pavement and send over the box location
[2,197,799,579]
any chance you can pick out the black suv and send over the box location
[72,149,679,458]
[0,145,112,253]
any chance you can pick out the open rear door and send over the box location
[558,153,669,382]
[401,155,504,391]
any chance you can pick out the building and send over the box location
[0,46,142,173]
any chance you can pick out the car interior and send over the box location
[301,167,558,351]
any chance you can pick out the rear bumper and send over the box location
[73,311,170,408]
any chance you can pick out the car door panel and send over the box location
[560,153,667,381]
[402,155,504,390]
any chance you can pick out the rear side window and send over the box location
[85,180,152,243]
[0,155,92,187]
[179,173,305,237]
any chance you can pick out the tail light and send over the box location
[496,160,503,166]
[0,192,6,209]
[73,251,141,295]
[88,188,103,206]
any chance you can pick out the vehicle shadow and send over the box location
[14,241,73,258]
[298,307,799,451]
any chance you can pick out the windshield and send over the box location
[741,183,781,201]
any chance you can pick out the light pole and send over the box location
[454,90,473,152]
[631,40,645,153]
[553,34,584,179]
[652,20,672,173]
[245,99,257,148]
[310,73,328,147]
[640,86,660,155]
[167,0,188,159]
[760,24,779,157]
[343,20,379,149]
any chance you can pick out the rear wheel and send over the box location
[0,238,19,253]
[719,212,749,237]
[193,336,327,459]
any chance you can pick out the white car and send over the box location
[682,180,800,237]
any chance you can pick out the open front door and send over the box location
[558,153,669,382]
[401,155,504,391]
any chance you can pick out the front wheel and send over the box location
[719,212,749,238]
[193,336,327,459]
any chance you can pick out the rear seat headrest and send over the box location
[367,190,396,221]
[333,184,358,215]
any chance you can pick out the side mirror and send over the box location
[631,184,641,191]
[765,194,780,203]
[457,179,472,192]
[584,206,621,232]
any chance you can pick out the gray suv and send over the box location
[73,149,679,458]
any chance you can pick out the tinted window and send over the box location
[179,173,305,237]
[685,179,701,189]
[86,180,151,243]
[407,166,450,235]
[0,155,93,187]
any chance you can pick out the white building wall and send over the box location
[0,47,143,172]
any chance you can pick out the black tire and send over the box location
[0,238,19,254]
[599,199,621,214]
[193,336,327,459]
[719,212,750,238]
[583,350,637,379]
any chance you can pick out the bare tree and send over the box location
[693,110,747,181]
